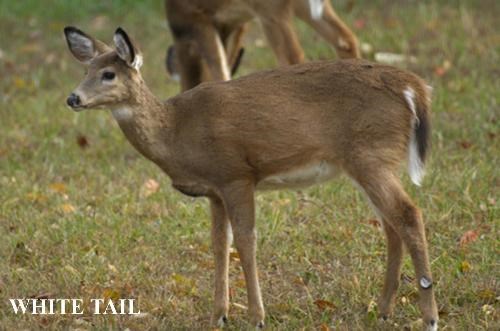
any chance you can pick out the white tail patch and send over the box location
[308,0,325,20]
[403,87,424,186]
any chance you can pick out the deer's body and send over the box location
[165,0,360,90]
[113,60,425,197]
[64,27,438,330]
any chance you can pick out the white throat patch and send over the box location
[112,106,133,121]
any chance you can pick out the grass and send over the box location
[0,0,498,330]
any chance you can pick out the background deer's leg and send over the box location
[294,0,360,58]
[210,196,232,327]
[175,39,203,91]
[195,25,231,81]
[251,1,304,65]
[221,24,247,76]
[221,181,265,328]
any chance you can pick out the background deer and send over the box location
[64,26,438,330]
[165,0,360,91]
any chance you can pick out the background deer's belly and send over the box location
[257,160,337,190]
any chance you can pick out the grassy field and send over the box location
[0,0,498,330]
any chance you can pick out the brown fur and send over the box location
[64,27,438,330]
[165,0,361,91]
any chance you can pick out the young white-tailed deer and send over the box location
[64,26,438,330]
[165,0,361,91]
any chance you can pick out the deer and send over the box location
[63,26,438,330]
[165,0,361,91]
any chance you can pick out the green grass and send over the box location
[0,0,498,330]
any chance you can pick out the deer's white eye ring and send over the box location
[102,71,116,80]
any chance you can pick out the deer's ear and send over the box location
[64,26,111,64]
[113,27,143,70]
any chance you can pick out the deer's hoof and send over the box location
[216,315,228,328]
[426,319,438,331]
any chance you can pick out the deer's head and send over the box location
[64,27,143,111]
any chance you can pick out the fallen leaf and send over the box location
[459,260,472,273]
[60,203,76,213]
[314,299,335,311]
[26,192,47,203]
[108,264,118,273]
[171,273,197,295]
[354,19,366,30]
[140,179,160,198]
[13,77,27,89]
[319,323,330,331]
[235,279,246,289]
[49,182,66,194]
[477,289,495,302]
[229,251,240,262]
[103,288,120,301]
[76,134,89,148]
[434,60,452,77]
[367,219,381,228]
[459,141,472,149]
[434,67,446,76]
[459,230,479,247]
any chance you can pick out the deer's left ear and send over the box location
[113,27,143,70]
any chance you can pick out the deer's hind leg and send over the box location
[348,167,438,330]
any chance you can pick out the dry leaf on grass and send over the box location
[459,260,472,273]
[314,299,335,311]
[49,182,66,194]
[140,178,160,198]
[459,230,479,247]
[319,323,330,331]
[76,134,89,148]
[367,219,381,228]
[60,203,76,213]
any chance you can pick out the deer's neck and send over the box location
[111,83,172,165]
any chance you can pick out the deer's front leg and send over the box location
[221,181,265,328]
[210,197,232,327]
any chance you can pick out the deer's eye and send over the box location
[102,71,116,80]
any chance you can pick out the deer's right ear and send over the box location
[64,26,111,64]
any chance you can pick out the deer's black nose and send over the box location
[66,93,81,107]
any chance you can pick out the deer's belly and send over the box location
[257,161,337,190]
